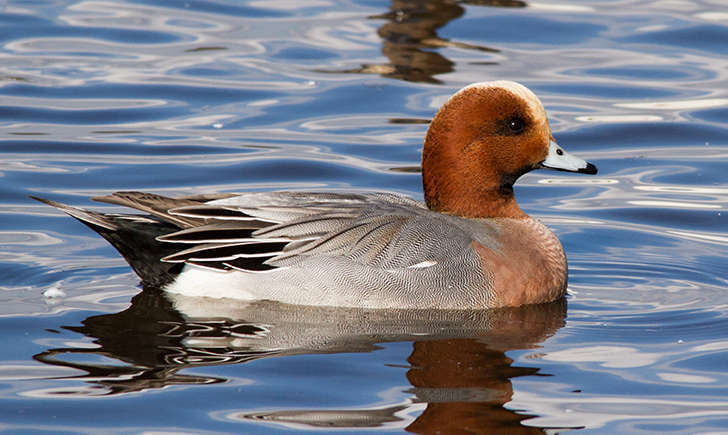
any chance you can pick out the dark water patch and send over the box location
[691,107,728,125]
[9,158,413,193]
[0,84,281,106]
[129,0,290,18]
[0,261,67,288]
[280,83,415,120]
[0,140,254,156]
[271,45,339,61]
[218,158,412,189]
[621,24,728,55]
[637,162,727,187]
[536,83,678,99]
[557,122,728,151]
[184,46,227,52]
[598,208,724,232]
[672,351,728,373]
[597,308,728,333]
[575,66,701,81]
[222,83,417,129]
[176,67,236,78]
[0,13,181,45]
[574,251,720,285]
[441,14,606,45]
[0,313,89,358]
[0,105,182,125]
[337,143,421,164]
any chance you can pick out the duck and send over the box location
[33,80,596,309]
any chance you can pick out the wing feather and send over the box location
[168,205,277,222]
[346,219,407,266]
[92,191,204,228]
[253,214,359,239]
[269,222,373,263]
[161,241,288,263]
[157,221,272,243]
[152,191,475,273]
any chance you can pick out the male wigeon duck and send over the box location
[34,81,596,309]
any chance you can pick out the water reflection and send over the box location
[320,0,520,83]
[33,288,566,432]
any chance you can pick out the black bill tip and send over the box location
[578,162,598,175]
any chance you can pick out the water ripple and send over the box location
[0,0,727,432]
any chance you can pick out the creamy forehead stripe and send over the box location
[456,80,547,119]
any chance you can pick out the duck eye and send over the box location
[507,116,525,134]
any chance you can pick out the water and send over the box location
[1,0,727,432]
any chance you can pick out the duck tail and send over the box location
[30,196,120,231]
[30,196,185,288]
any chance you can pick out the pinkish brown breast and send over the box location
[471,217,568,307]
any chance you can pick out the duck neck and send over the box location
[422,159,528,219]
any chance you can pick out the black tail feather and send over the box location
[32,196,187,287]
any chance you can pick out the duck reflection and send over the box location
[34,288,565,432]
[322,0,526,83]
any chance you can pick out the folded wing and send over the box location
[150,191,479,273]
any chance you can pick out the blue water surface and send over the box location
[1,0,727,433]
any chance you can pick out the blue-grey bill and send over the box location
[541,140,597,174]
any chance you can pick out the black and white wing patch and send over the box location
[154,192,451,273]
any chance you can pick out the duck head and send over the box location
[422,80,597,218]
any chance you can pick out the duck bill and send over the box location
[540,140,597,174]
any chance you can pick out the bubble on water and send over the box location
[43,285,66,299]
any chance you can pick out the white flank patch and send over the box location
[164,265,258,299]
